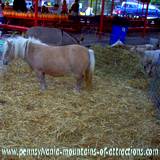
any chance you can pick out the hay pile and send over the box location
[93,45,143,75]
[0,46,160,160]
[93,45,149,90]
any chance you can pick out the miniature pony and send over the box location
[2,36,95,91]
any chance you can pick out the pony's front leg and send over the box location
[35,71,47,91]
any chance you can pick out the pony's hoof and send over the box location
[40,86,47,91]
[40,89,45,93]
[73,87,81,94]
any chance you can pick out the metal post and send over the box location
[99,0,105,37]
[95,0,98,15]
[90,0,93,7]
[143,0,150,36]
[124,0,126,16]
[90,0,93,15]
[111,0,114,16]
[142,1,144,15]
[136,0,139,16]
[34,0,38,26]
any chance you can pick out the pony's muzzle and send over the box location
[3,60,8,65]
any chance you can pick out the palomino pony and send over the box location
[2,36,95,91]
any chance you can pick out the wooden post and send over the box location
[142,1,144,15]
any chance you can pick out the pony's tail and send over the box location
[85,49,95,89]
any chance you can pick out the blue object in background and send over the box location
[109,25,128,45]
[0,17,4,24]
[0,40,5,58]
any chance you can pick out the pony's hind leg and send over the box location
[35,71,47,91]
[84,68,93,89]
[75,74,84,92]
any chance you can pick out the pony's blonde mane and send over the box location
[3,36,47,59]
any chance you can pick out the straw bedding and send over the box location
[0,45,160,160]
